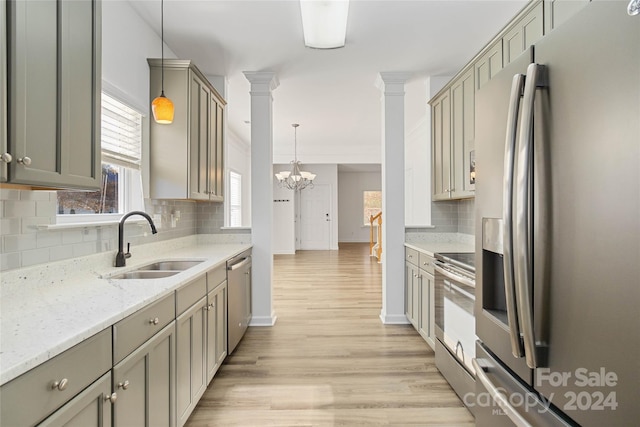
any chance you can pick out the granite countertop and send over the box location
[405,233,475,256]
[0,235,251,386]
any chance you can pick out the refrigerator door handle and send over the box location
[515,63,547,369]
[503,73,526,358]
[473,358,533,427]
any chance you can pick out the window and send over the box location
[363,190,382,225]
[57,93,144,222]
[228,171,242,227]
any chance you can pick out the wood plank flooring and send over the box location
[185,243,474,426]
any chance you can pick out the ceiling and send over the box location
[128,0,528,164]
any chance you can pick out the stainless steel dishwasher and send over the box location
[227,250,252,354]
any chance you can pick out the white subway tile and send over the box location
[21,217,51,234]
[49,245,74,262]
[3,234,37,251]
[62,229,84,244]
[21,248,50,267]
[20,191,52,201]
[36,201,57,217]
[72,241,96,257]
[36,230,62,248]
[4,200,36,217]
[0,189,20,201]
[0,252,21,271]
[0,218,20,235]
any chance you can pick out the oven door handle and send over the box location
[473,358,532,427]
[434,264,475,288]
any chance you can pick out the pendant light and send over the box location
[275,124,316,191]
[152,0,174,124]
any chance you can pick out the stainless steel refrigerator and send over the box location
[474,1,639,426]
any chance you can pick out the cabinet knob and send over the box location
[149,317,160,325]
[51,378,69,391]
[0,153,11,163]
[105,392,118,403]
[117,380,130,390]
[17,156,32,166]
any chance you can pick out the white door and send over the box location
[299,184,331,250]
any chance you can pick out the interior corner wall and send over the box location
[338,172,382,243]
[227,130,252,227]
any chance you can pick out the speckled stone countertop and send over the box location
[404,232,475,256]
[0,235,251,386]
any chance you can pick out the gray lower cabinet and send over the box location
[206,280,228,383]
[418,270,435,350]
[406,248,436,350]
[0,328,112,427]
[6,0,101,189]
[39,372,113,427]
[113,321,176,427]
[176,296,208,427]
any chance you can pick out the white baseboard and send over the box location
[273,250,295,255]
[249,313,278,327]
[379,312,410,325]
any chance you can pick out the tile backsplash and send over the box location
[0,189,227,271]
[406,198,476,236]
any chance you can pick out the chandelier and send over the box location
[275,124,316,191]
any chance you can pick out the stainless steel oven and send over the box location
[434,252,477,405]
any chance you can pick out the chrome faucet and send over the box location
[115,211,158,267]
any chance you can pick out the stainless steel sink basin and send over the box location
[137,260,204,271]
[109,270,180,280]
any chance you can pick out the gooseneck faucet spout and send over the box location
[115,211,158,267]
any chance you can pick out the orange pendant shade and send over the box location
[152,94,174,124]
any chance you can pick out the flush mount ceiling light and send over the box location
[300,0,350,49]
[275,124,316,191]
[151,0,174,124]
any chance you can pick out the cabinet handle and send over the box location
[117,380,130,390]
[17,156,31,166]
[51,378,69,391]
[105,392,118,403]
[149,317,159,325]
[0,153,11,163]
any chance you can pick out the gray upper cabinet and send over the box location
[6,0,101,189]
[1,0,7,182]
[431,90,451,201]
[544,0,590,33]
[148,59,226,201]
[450,68,475,199]
[474,40,502,91]
[503,0,544,66]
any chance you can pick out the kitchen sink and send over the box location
[109,270,180,280]
[136,260,204,271]
[106,259,205,280]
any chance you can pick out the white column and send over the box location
[243,71,279,326]
[376,72,411,324]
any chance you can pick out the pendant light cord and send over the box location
[160,0,165,97]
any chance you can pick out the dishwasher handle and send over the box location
[227,256,251,271]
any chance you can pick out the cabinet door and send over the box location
[8,0,100,189]
[418,271,435,350]
[210,99,224,201]
[39,372,112,427]
[206,281,228,384]
[544,0,589,34]
[503,1,543,66]
[450,69,475,199]
[1,0,7,182]
[404,262,419,328]
[189,73,211,200]
[475,40,503,91]
[431,90,451,200]
[176,296,208,427]
[113,321,175,427]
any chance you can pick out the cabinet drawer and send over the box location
[176,274,207,316]
[207,263,226,292]
[405,247,419,265]
[419,252,435,274]
[0,328,112,427]
[113,293,175,364]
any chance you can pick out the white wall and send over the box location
[338,172,382,243]
[226,129,252,227]
[404,76,450,226]
[102,1,177,114]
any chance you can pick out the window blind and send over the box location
[101,93,142,169]
[229,171,242,227]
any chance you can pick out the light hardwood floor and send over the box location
[185,243,474,426]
